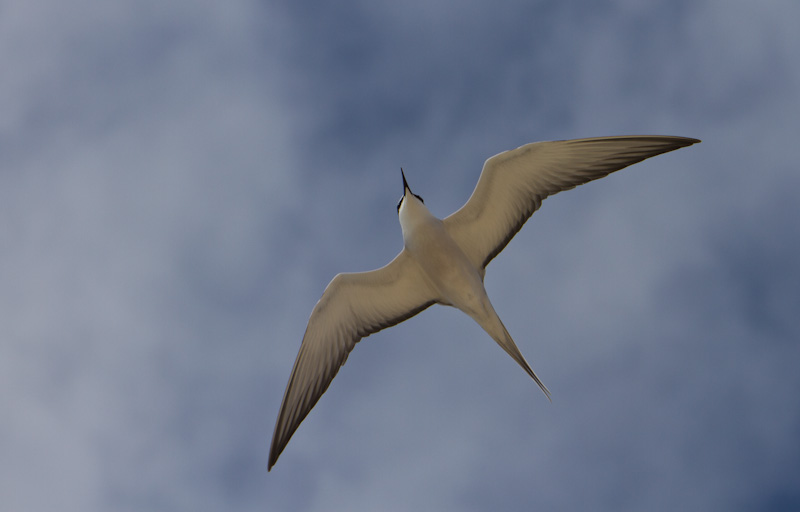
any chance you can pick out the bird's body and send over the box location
[401,200,482,311]
[269,135,700,470]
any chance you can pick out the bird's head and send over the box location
[397,168,424,215]
[397,168,430,241]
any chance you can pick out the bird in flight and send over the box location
[269,135,699,470]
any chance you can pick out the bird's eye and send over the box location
[414,194,424,204]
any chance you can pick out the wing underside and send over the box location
[269,249,437,469]
[444,135,700,269]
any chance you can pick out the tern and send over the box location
[269,135,699,469]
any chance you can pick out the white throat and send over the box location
[398,193,434,235]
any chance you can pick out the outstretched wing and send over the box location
[269,249,437,470]
[443,135,700,269]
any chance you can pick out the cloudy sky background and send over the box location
[2,0,799,510]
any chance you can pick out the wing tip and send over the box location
[673,136,701,146]
[268,439,282,471]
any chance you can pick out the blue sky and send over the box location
[2,0,799,510]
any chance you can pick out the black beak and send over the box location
[401,168,411,194]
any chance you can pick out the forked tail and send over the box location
[476,308,551,401]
